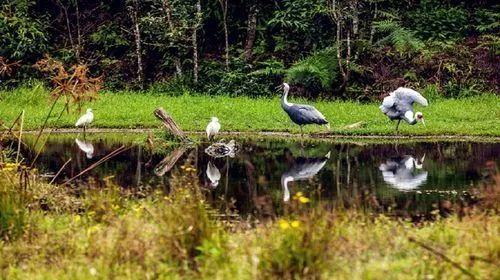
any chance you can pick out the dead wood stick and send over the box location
[63,145,129,185]
[409,237,477,279]
[49,158,72,185]
[153,107,186,140]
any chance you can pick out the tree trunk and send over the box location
[162,0,183,76]
[369,2,378,44]
[75,0,82,61]
[219,0,229,70]
[192,0,202,83]
[244,3,258,63]
[129,0,144,87]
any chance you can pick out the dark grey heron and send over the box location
[280,83,329,136]
[379,87,428,132]
[281,151,330,201]
[379,155,427,191]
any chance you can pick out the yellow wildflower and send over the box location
[290,220,300,228]
[278,219,290,229]
[298,197,310,203]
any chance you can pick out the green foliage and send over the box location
[285,47,339,94]
[409,0,468,41]
[0,0,48,60]
[201,58,284,96]
[474,7,500,34]
[89,23,128,54]
[0,175,26,241]
[373,17,424,54]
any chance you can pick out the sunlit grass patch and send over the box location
[1,84,499,136]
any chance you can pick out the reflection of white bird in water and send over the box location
[75,108,94,133]
[379,87,428,132]
[379,155,427,191]
[206,161,221,187]
[75,138,94,159]
[206,117,221,140]
[281,151,331,202]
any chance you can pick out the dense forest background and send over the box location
[0,0,498,99]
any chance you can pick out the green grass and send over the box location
[1,85,499,136]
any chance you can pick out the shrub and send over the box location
[285,47,339,97]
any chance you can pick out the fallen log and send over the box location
[153,107,186,140]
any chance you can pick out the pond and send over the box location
[6,134,499,221]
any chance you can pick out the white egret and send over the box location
[75,108,94,133]
[206,117,221,140]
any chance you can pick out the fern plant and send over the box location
[373,16,424,55]
[285,47,339,94]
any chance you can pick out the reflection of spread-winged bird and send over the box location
[206,161,221,187]
[205,140,237,158]
[379,87,428,132]
[379,155,427,191]
[75,138,94,159]
[281,151,331,202]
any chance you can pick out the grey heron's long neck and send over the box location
[281,88,291,109]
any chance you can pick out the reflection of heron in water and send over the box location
[75,138,94,159]
[206,161,221,187]
[379,155,427,191]
[281,151,330,202]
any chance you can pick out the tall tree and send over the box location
[244,2,258,63]
[128,0,144,87]
[218,0,229,70]
[192,0,202,83]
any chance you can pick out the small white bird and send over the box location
[206,117,221,140]
[206,161,221,187]
[75,108,94,132]
[75,138,94,159]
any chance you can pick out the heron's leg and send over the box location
[300,126,304,137]
[395,120,401,134]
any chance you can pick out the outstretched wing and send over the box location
[393,87,428,107]
[296,104,328,125]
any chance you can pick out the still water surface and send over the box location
[11,135,500,220]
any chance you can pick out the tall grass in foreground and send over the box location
[0,159,498,279]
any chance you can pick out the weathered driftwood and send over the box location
[154,147,187,176]
[154,107,186,140]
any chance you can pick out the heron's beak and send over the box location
[421,118,426,126]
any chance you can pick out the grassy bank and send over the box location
[1,86,499,136]
[0,161,499,279]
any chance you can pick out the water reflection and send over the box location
[6,135,499,219]
[206,161,221,187]
[379,155,427,191]
[75,138,94,159]
[205,140,237,158]
[281,151,330,201]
